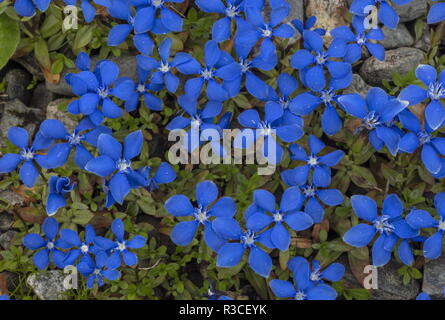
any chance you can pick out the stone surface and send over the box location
[46,99,77,133]
[306,0,349,43]
[5,69,32,105]
[379,24,414,49]
[422,256,445,299]
[27,271,68,300]
[0,190,25,207]
[359,47,424,86]
[344,73,373,96]
[0,230,17,250]
[395,0,427,23]
[13,56,45,80]
[285,0,304,42]
[414,25,431,52]
[0,212,13,232]
[46,53,138,96]
[30,83,55,111]
[0,99,45,148]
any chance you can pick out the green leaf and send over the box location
[73,25,93,50]
[0,13,20,70]
[34,38,52,70]
[349,166,378,190]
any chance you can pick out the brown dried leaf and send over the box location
[15,206,46,224]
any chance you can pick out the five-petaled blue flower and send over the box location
[399,64,445,131]
[245,187,314,251]
[123,67,163,112]
[165,180,236,252]
[60,224,98,267]
[77,251,121,288]
[292,16,326,40]
[46,176,75,216]
[133,0,184,35]
[288,257,345,285]
[343,194,419,267]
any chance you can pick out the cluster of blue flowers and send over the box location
[0,0,445,300]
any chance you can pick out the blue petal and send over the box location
[23,234,46,250]
[196,180,218,208]
[209,197,237,218]
[8,127,29,149]
[351,195,378,222]
[382,194,403,218]
[424,232,443,260]
[203,222,226,252]
[254,189,276,212]
[84,155,116,177]
[427,2,445,24]
[372,234,392,267]
[322,263,345,282]
[46,193,66,216]
[269,280,296,298]
[33,249,50,270]
[317,189,344,206]
[398,239,414,266]
[171,221,199,246]
[212,218,243,240]
[216,243,245,267]
[0,154,22,173]
[343,223,376,247]
[98,134,122,161]
[19,161,39,187]
[248,246,272,278]
[284,212,313,231]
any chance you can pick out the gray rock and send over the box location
[0,99,45,148]
[395,0,427,23]
[0,230,17,250]
[13,56,45,80]
[414,25,431,52]
[344,73,372,96]
[359,47,424,86]
[0,212,13,232]
[380,24,414,49]
[0,190,25,207]
[372,260,420,300]
[46,53,138,97]
[285,0,304,42]
[422,256,445,299]
[46,99,78,133]
[30,83,54,111]
[5,69,32,105]
[27,271,68,300]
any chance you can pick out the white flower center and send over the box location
[241,230,256,247]
[152,0,163,7]
[295,291,306,300]
[201,68,213,80]
[438,218,445,231]
[315,52,327,65]
[67,132,83,145]
[81,244,89,253]
[97,87,109,99]
[428,82,445,100]
[310,270,321,281]
[303,185,316,197]
[307,156,318,166]
[261,27,272,38]
[137,83,146,93]
[94,268,101,275]
[373,215,395,234]
[117,241,126,251]
[259,122,273,136]
[117,158,131,172]
[47,242,54,250]
[20,148,34,160]
[194,207,208,224]
[273,212,283,223]
[159,62,170,73]
[225,5,239,18]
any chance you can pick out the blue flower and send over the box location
[212,217,274,278]
[22,217,69,270]
[195,0,245,42]
[94,218,147,268]
[85,131,145,204]
[281,135,345,187]
[245,187,314,251]
[66,54,134,126]
[165,180,236,251]
[399,64,445,130]
[291,30,351,92]
[137,162,176,192]
[338,87,409,156]
[14,0,52,16]
[0,127,50,188]
[63,0,107,23]
[406,193,445,260]
[331,15,385,63]
[137,37,182,94]
[343,194,419,267]
[235,103,304,164]
[77,251,120,288]
[132,0,184,35]
[46,176,75,216]
[398,109,445,178]
[349,0,413,30]
[416,292,431,300]
[235,0,295,58]
[428,0,445,24]
[37,118,111,170]
[291,16,326,39]
[290,82,346,136]
[174,40,241,102]
[288,257,345,284]
[0,294,9,300]
[123,67,163,112]
[60,225,98,268]
[107,0,155,55]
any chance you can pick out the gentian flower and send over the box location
[290,81,346,136]
[428,0,445,24]
[291,30,351,92]
[406,193,445,260]
[195,0,245,42]
[14,0,52,16]
[349,0,413,30]
[281,135,345,187]
[132,0,184,34]
[46,176,75,216]
[85,131,146,204]
[22,217,68,270]
[174,40,241,102]
[343,194,419,267]
[0,295,9,300]
[107,0,154,55]
[123,67,163,112]
[399,64,445,130]
[137,162,176,192]
[165,180,236,251]
[66,55,134,126]
[212,217,275,278]
[288,257,345,284]
[330,15,385,63]
[416,292,431,300]
[235,103,304,164]
[63,0,108,23]
[94,218,147,268]
[60,225,98,267]
[398,110,445,177]
[37,118,111,170]
[136,37,182,94]
[338,87,409,156]
[0,127,49,188]
[77,251,120,288]
[245,187,314,251]
[235,0,295,58]
[291,16,326,39]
